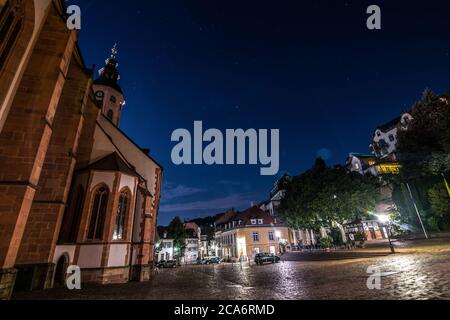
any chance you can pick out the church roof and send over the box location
[86,152,138,177]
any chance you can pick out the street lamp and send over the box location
[377,214,395,254]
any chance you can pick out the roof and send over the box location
[216,207,275,227]
[375,116,401,133]
[157,226,170,239]
[84,152,138,177]
[97,116,164,171]
[214,210,237,225]
[349,153,378,159]
[238,206,275,226]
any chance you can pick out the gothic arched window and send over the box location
[87,186,109,240]
[59,185,85,243]
[0,0,24,72]
[113,189,130,240]
[68,186,84,242]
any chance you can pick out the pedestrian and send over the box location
[349,233,356,249]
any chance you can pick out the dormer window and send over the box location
[258,219,264,225]
[251,219,257,225]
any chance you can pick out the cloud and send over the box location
[159,193,256,213]
[162,183,206,201]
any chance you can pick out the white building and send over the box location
[370,112,414,160]
[183,222,201,264]
[157,239,174,262]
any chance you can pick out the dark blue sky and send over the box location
[69,0,450,225]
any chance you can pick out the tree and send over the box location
[395,89,450,231]
[278,158,380,231]
[167,217,186,258]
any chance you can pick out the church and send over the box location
[0,0,163,299]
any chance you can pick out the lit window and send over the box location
[87,186,109,240]
[113,189,130,240]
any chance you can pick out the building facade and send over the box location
[369,112,414,161]
[183,222,201,264]
[215,207,291,262]
[157,240,174,262]
[0,0,162,300]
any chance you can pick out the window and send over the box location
[252,232,260,242]
[113,189,130,240]
[258,219,264,225]
[95,91,104,98]
[107,109,114,120]
[269,232,275,241]
[87,186,109,240]
[389,134,395,142]
[110,95,116,103]
[251,219,257,225]
[68,186,84,242]
[59,185,84,243]
[0,0,23,71]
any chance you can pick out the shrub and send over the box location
[320,237,333,249]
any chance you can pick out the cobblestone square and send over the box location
[12,240,450,300]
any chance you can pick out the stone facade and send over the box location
[0,0,162,299]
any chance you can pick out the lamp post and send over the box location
[377,214,395,254]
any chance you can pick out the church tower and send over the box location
[93,44,125,126]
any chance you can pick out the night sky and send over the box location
[68,0,450,225]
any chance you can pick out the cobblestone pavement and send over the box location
[13,240,450,300]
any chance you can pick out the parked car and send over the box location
[206,257,223,264]
[254,253,281,265]
[196,258,208,265]
[156,260,177,268]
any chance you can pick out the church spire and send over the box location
[93,44,125,127]
[98,44,121,84]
